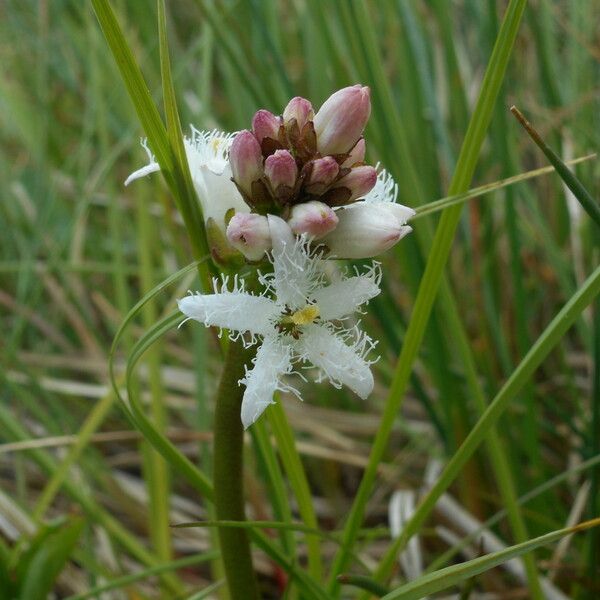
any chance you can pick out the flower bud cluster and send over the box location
[230,85,375,219]
[224,85,414,261]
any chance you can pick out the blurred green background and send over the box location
[0,0,599,597]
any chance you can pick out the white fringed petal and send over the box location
[359,168,415,223]
[124,162,160,186]
[240,337,293,429]
[124,139,160,186]
[298,324,374,399]
[311,264,381,321]
[178,292,277,337]
[267,216,323,309]
[193,163,249,231]
[125,130,249,234]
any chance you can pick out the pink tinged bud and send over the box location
[336,165,377,201]
[341,138,366,167]
[226,212,272,261]
[313,85,371,155]
[283,96,314,130]
[288,201,339,239]
[320,203,412,259]
[252,109,281,143]
[230,130,264,195]
[264,149,297,190]
[307,156,339,188]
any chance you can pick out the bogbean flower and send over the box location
[178,216,381,428]
[321,169,415,259]
[227,84,415,260]
[125,128,250,263]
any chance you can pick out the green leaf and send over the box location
[413,154,595,220]
[92,0,208,261]
[511,106,600,227]
[381,518,600,599]
[64,551,219,600]
[329,0,529,590]
[18,517,84,600]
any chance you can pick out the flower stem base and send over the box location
[213,339,260,600]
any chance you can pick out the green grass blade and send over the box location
[382,263,600,568]
[64,552,219,600]
[90,0,173,174]
[267,401,323,581]
[108,268,329,599]
[328,0,529,589]
[92,0,207,260]
[381,518,600,600]
[413,155,595,219]
[511,106,600,227]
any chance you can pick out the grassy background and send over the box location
[1,0,599,597]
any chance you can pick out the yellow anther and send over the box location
[290,304,320,326]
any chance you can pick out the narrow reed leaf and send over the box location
[64,552,219,600]
[337,573,390,597]
[329,0,528,589]
[511,106,600,227]
[267,401,323,581]
[107,265,329,599]
[413,154,596,219]
[383,263,600,570]
[381,518,600,600]
[157,0,209,261]
[91,0,173,174]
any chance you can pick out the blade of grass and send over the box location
[136,181,172,565]
[0,400,181,593]
[91,0,208,263]
[64,551,219,600]
[511,106,600,227]
[267,401,322,581]
[381,518,600,600]
[375,263,600,581]
[412,154,595,219]
[328,0,529,591]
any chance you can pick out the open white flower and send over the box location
[178,216,381,428]
[322,169,416,259]
[125,128,249,232]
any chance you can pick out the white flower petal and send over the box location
[359,168,415,223]
[379,202,415,224]
[323,203,409,259]
[297,324,374,399]
[178,292,277,337]
[124,162,160,186]
[311,264,381,321]
[266,215,324,309]
[193,164,249,231]
[240,337,293,429]
[268,214,295,256]
[125,139,161,186]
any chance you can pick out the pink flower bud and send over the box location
[320,203,412,259]
[307,156,339,188]
[283,96,314,130]
[288,201,339,239]
[252,109,281,143]
[230,130,264,196]
[226,212,272,261]
[313,85,371,155]
[335,165,377,201]
[341,138,366,167]
[264,149,297,190]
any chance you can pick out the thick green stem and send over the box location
[213,339,260,600]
